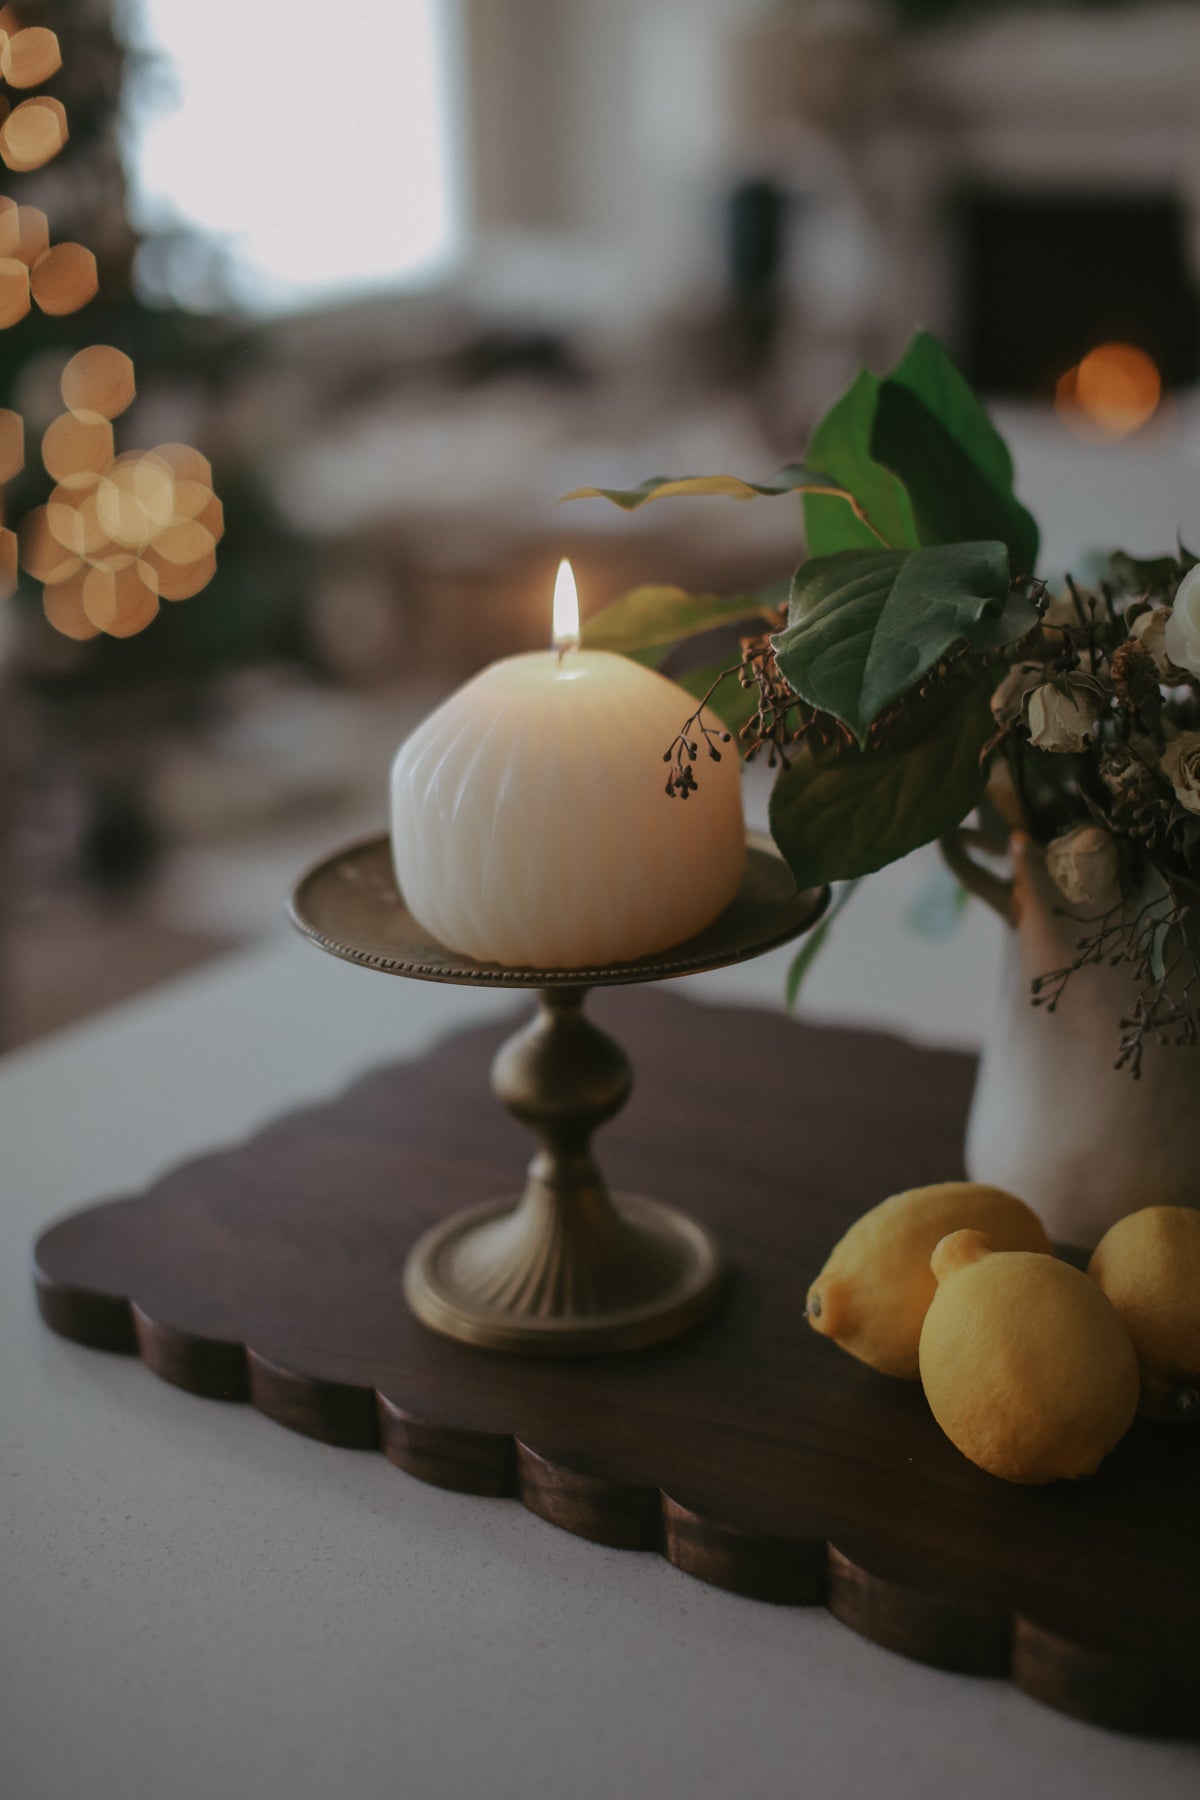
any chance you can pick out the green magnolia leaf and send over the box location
[564,464,841,512]
[802,332,1038,568]
[768,681,995,889]
[802,369,920,556]
[772,541,1010,743]
[892,331,1016,495]
[972,586,1041,653]
[580,584,774,656]
[870,381,1040,574]
[1109,547,1197,594]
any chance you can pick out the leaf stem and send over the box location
[800,482,891,548]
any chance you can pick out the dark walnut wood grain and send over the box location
[33,988,1200,1737]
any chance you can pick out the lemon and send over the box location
[805,1181,1049,1379]
[1087,1207,1200,1421]
[919,1230,1139,1483]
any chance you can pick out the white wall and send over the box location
[461,0,767,312]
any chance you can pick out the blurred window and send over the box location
[127,0,463,311]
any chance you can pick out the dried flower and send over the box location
[1100,743,1162,839]
[990,661,1041,727]
[1025,680,1097,752]
[1161,729,1200,815]
[1045,825,1120,910]
[1164,566,1200,676]
[1130,608,1176,676]
[1109,638,1161,712]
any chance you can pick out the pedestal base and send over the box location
[404,1192,723,1354]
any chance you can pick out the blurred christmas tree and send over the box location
[1,0,309,692]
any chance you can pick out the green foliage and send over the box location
[773,541,1011,743]
[871,381,1039,572]
[575,332,1044,914]
[886,330,1018,494]
[971,587,1041,653]
[1108,546,1198,595]
[767,680,995,890]
[802,370,920,554]
[564,465,831,511]
[802,332,1038,571]
[580,585,773,656]
[785,879,861,1009]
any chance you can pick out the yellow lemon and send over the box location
[1087,1207,1200,1422]
[919,1230,1139,1483]
[805,1181,1049,1379]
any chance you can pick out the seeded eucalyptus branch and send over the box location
[662,693,731,798]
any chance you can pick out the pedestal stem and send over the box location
[403,990,723,1354]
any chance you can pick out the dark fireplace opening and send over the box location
[952,189,1200,398]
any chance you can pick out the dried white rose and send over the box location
[1045,825,1120,911]
[1163,566,1200,676]
[1161,729,1200,815]
[1025,681,1097,752]
[1130,608,1175,675]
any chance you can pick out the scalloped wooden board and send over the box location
[33,988,1200,1737]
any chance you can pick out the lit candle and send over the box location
[390,561,745,968]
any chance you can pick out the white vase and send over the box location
[964,838,1200,1249]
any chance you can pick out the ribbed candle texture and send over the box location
[390,648,745,967]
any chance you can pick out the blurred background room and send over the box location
[3,0,1200,1046]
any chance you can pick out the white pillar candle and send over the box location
[390,562,745,968]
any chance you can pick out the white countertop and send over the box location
[3,893,1198,1800]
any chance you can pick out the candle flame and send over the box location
[552,558,580,650]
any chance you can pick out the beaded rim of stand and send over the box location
[287,833,829,991]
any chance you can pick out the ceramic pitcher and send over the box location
[962,835,1200,1248]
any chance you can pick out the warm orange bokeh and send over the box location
[1055,342,1162,441]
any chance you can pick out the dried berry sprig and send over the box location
[662,632,819,798]
[665,575,1047,799]
[662,676,733,799]
[736,632,816,769]
[1031,883,1199,1077]
[1116,947,1200,1078]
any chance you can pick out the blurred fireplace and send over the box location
[954,188,1200,397]
[726,6,1200,406]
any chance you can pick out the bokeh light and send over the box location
[30,240,98,314]
[41,566,99,640]
[0,405,24,481]
[0,94,68,171]
[0,26,62,90]
[0,254,30,326]
[24,421,223,636]
[1055,342,1162,441]
[42,413,114,487]
[61,345,137,420]
[81,560,160,637]
[0,198,49,265]
[0,17,224,641]
[0,523,16,599]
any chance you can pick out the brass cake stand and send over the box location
[289,834,827,1356]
